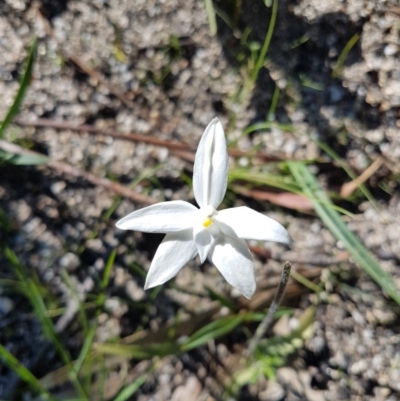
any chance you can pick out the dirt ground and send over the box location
[1,0,400,400]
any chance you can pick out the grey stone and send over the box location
[59,252,80,272]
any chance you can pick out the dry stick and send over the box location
[15,118,191,152]
[0,140,155,205]
[15,118,284,162]
[247,261,292,356]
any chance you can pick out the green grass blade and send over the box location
[332,33,360,78]
[99,316,244,357]
[27,278,72,363]
[0,344,57,401]
[290,270,322,293]
[288,162,400,305]
[101,250,116,290]
[4,248,88,400]
[0,151,48,165]
[251,0,278,83]
[204,0,217,35]
[26,278,88,399]
[267,86,280,121]
[229,168,301,193]
[243,308,295,323]
[95,343,180,359]
[96,249,116,311]
[182,315,243,351]
[0,37,37,139]
[243,122,295,136]
[73,324,97,375]
[205,286,237,312]
[113,374,148,401]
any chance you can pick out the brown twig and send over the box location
[14,118,285,162]
[15,118,192,151]
[0,140,155,205]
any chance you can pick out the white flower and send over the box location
[116,118,291,299]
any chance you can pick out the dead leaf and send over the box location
[233,185,314,210]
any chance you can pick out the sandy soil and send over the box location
[1,0,399,400]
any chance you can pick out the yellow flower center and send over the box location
[203,218,213,227]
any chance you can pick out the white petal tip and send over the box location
[279,232,292,245]
[264,223,292,245]
[115,220,127,230]
[240,284,256,299]
[242,291,255,300]
[144,280,156,290]
[115,216,136,230]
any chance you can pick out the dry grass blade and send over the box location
[340,157,384,198]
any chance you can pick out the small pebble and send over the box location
[59,252,80,272]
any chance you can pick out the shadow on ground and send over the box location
[215,0,383,151]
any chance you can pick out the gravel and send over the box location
[1,0,399,400]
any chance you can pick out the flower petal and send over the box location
[193,222,220,263]
[217,206,291,244]
[144,229,197,289]
[209,234,256,299]
[193,118,229,209]
[116,201,197,233]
